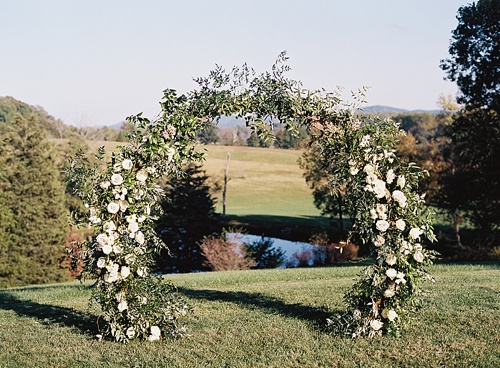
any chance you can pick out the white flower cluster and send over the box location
[341,126,435,336]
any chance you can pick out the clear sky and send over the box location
[1,0,471,127]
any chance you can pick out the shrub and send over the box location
[199,233,254,271]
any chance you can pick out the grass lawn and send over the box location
[1,263,498,367]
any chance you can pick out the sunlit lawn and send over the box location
[1,263,498,367]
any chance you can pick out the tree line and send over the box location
[0,0,498,286]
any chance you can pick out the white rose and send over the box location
[120,266,131,279]
[374,235,385,247]
[111,173,124,186]
[136,170,148,183]
[376,220,390,232]
[124,254,136,265]
[100,181,111,189]
[370,319,383,331]
[113,244,122,254]
[386,268,398,279]
[382,309,398,322]
[126,327,136,339]
[104,272,119,283]
[135,231,145,245]
[386,169,395,184]
[148,334,160,342]
[373,179,386,199]
[409,227,424,240]
[122,159,133,170]
[364,164,375,175]
[117,300,128,312]
[395,272,407,284]
[392,190,407,208]
[101,244,112,255]
[106,262,119,274]
[366,173,377,184]
[97,257,106,268]
[383,289,395,298]
[349,166,359,175]
[370,209,378,220]
[387,310,398,321]
[413,250,425,263]
[386,254,397,266]
[150,326,161,337]
[96,233,110,246]
[103,221,117,233]
[107,202,120,214]
[395,219,406,231]
[137,266,148,277]
[397,175,406,188]
[128,221,139,234]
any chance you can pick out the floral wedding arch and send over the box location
[66,54,436,342]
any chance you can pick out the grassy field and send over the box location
[83,141,320,218]
[82,141,330,240]
[1,264,498,367]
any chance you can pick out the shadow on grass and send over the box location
[177,287,339,331]
[0,287,97,336]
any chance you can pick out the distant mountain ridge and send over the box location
[214,106,441,129]
[361,105,440,114]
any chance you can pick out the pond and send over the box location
[228,233,314,267]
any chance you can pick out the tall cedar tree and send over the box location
[0,116,69,287]
[156,163,221,272]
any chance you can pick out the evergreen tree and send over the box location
[0,116,69,287]
[196,121,220,144]
[156,163,221,273]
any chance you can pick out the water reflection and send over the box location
[228,233,313,268]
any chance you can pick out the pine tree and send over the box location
[156,163,221,273]
[0,116,69,287]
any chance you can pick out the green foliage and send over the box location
[440,1,500,250]
[63,90,202,342]
[244,236,286,269]
[442,109,500,248]
[246,131,272,147]
[0,96,69,139]
[0,116,69,287]
[156,163,222,273]
[274,125,309,149]
[300,142,350,238]
[440,0,500,111]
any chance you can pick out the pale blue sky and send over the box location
[1,0,470,127]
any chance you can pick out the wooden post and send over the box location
[222,152,231,217]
